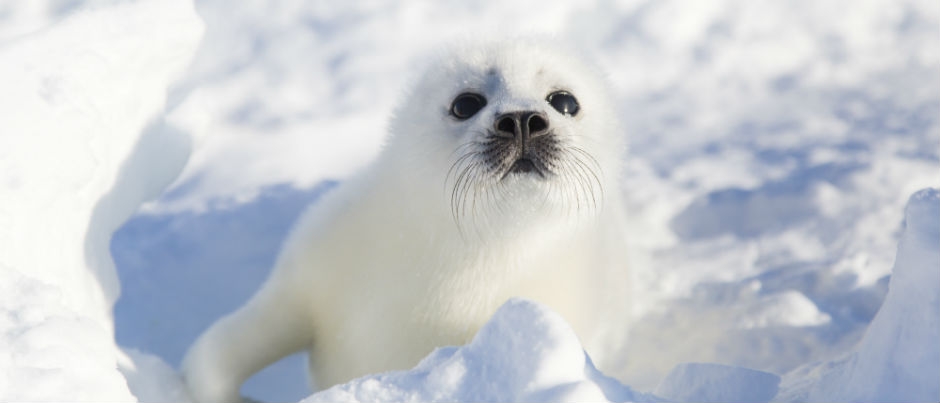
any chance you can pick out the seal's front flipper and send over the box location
[181,284,312,403]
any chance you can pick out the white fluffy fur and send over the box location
[181,38,630,403]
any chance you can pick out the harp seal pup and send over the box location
[181,38,631,402]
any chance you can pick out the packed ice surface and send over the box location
[2,0,938,402]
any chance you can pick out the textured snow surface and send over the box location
[305,299,657,403]
[655,362,780,403]
[1,0,938,402]
[0,0,203,400]
[798,189,940,402]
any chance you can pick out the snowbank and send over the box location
[802,188,940,402]
[0,0,203,400]
[305,299,655,403]
[655,363,779,403]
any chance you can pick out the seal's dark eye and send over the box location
[450,93,486,120]
[547,91,579,117]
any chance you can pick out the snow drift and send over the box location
[802,188,940,402]
[305,298,655,403]
[0,0,203,400]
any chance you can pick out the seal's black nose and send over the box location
[494,111,549,141]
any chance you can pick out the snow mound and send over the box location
[805,188,940,402]
[305,298,655,403]
[0,0,203,400]
[655,362,779,403]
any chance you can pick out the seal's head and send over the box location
[386,39,623,232]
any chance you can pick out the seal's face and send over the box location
[389,40,622,229]
[447,89,581,181]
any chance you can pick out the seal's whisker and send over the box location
[538,176,555,213]
[554,153,582,213]
[562,159,582,216]
[569,146,605,192]
[451,160,480,227]
[446,152,477,200]
[459,163,479,222]
[566,152,599,212]
[486,174,508,218]
[447,134,486,158]
[566,147,604,210]
[447,151,478,184]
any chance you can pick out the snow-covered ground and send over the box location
[0,0,202,400]
[1,0,938,402]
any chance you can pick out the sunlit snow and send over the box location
[1,0,937,402]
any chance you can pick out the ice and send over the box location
[0,0,203,400]
[802,189,940,402]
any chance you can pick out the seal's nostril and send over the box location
[496,116,517,135]
[528,114,548,134]
[495,112,550,138]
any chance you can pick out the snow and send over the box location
[801,189,940,402]
[655,363,780,403]
[0,0,203,400]
[1,0,938,402]
[305,298,656,403]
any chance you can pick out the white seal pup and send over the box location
[181,38,630,403]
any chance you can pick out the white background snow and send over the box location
[1,0,937,402]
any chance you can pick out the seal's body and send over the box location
[182,39,630,403]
